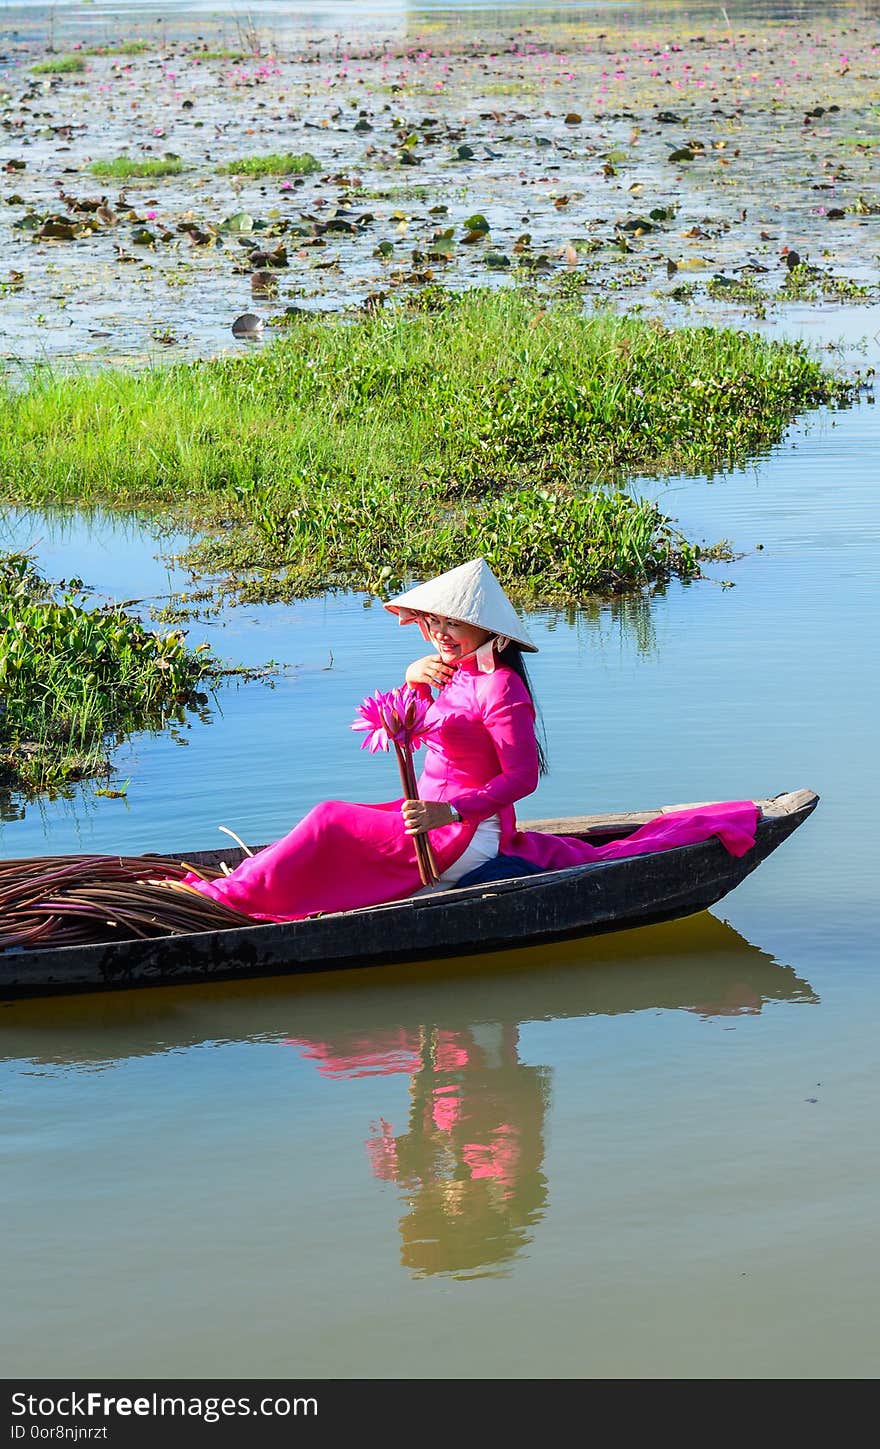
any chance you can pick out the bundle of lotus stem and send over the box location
[352,685,439,886]
[0,854,255,952]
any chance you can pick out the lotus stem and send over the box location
[393,743,438,886]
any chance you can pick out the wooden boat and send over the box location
[0,788,817,999]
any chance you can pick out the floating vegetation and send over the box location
[1,12,879,367]
[83,42,152,56]
[706,274,769,317]
[216,153,321,177]
[780,262,870,303]
[0,550,217,799]
[31,55,86,74]
[88,156,186,179]
[0,292,854,605]
[191,484,718,609]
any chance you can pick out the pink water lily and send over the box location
[351,685,436,753]
[352,685,440,886]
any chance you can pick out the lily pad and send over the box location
[220,212,255,233]
[251,271,278,296]
[38,219,78,240]
[248,244,288,268]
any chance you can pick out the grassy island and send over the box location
[0,292,853,604]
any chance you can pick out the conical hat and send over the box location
[384,558,537,652]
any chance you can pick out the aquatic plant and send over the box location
[352,686,440,883]
[706,275,769,317]
[216,153,321,177]
[352,686,437,754]
[0,551,218,798]
[88,156,186,179]
[83,42,151,56]
[780,263,870,304]
[31,55,86,74]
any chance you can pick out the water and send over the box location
[1,386,879,1376]
[2,0,880,1387]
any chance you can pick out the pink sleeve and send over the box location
[450,672,540,823]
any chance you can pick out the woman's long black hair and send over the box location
[497,641,549,777]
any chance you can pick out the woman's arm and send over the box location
[449,677,540,823]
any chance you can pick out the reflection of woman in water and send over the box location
[292,1022,550,1279]
[368,1024,550,1279]
[280,915,820,1279]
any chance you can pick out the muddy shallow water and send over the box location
[1,0,880,364]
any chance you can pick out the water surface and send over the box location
[1,0,879,1387]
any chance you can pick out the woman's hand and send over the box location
[405,654,455,691]
[402,799,459,836]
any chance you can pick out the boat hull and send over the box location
[0,790,817,998]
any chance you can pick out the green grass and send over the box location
[199,49,246,61]
[481,81,539,95]
[88,156,186,179]
[83,41,152,56]
[31,55,86,74]
[216,152,321,177]
[0,551,216,798]
[0,290,853,603]
[356,184,433,202]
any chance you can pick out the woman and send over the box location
[184,557,758,922]
[183,557,547,921]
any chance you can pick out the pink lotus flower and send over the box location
[352,686,436,754]
[352,686,441,885]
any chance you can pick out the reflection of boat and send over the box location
[0,911,817,1070]
[0,790,817,999]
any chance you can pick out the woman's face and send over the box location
[422,613,492,664]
